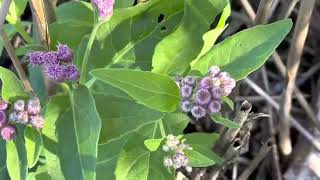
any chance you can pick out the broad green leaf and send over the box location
[211,114,240,128]
[221,96,234,110]
[76,0,184,82]
[193,2,231,62]
[93,93,164,144]
[43,85,101,180]
[25,127,42,168]
[0,140,9,180]
[161,113,190,135]
[27,165,51,180]
[114,0,135,8]
[191,19,293,80]
[91,68,180,112]
[152,0,227,75]
[185,145,223,167]
[6,126,28,180]
[115,123,174,180]
[184,133,219,148]
[56,1,93,24]
[0,0,28,23]
[28,66,47,103]
[97,135,130,180]
[144,138,163,151]
[0,67,28,103]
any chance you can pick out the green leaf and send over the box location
[91,68,180,112]
[25,127,42,168]
[185,144,223,167]
[1,0,28,23]
[115,123,174,180]
[93,93,164,144]
[161,113,190,136]
[211,114,240,128]
[42,85,101,180]
[75,0,184,82]
[27,165,52,180]
[56,1,93,24]
[144,138,163,152]
[6,126,28,180]
[193,2,231,61]
[0,140,9,180]
[0,67,28,103]
[152,0,227,75]
[221,96,234,110]
[114,0,135,8]
[184,133,219,148]
[191,19,293,80]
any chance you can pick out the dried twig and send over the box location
[0,0,33,95]
[280,0,316,155]
[244,78,320,151]
[238,139,273,180]
[254,0,274,25]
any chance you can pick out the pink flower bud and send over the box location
[1,124,17,141]
[14,100,25,112]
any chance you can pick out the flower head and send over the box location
[181,100,192,112]
[173,153,189,169]
[28,51,45,66]
[199,76,213,89]
[27,97,41,115]
[43,51,59,65]
[47,65,65,83]
[14,100,25,112]
[211,87,223,99]
[1,124,17,141]
[0,98,8,111]
[182,76,196,86]
[164,157,173,167]
[195,89,211,105]
[209,66,220,77]
[17,111,29,124]
[92,0,115,20]
[0,111,7,128]
[57,44,73,63]
[191,105,206,119]
[180,85,193,99]
[64,64,80,81]
[208,101,221,114]
[9,112,18,122]
[30,115,44,129]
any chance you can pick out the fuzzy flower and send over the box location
[0,111,7,128]
[28,51,45,66]
[181,100,192,112]
[164,157,173,167]
[195,89,211,105]
[199,76,213,89]
[47,65,65,83]
[191,105,206,119]
[27,97,41,115]
[208,101,221,114]
[57,44,73,63]
[14,100,25,112]
[0,98,8,111]
[92,0,115,20]
[209,66,220,77]
[30,115,44,129]
[9,112,18,122]
[173,153,189,169]
[64,64,80,81]
[43,51,59,65]
[211,87,223,99]
[182,76,196,86]
[180,85,193,99]
[17,111,29,124]
[1,124,16,141]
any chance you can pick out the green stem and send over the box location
[159,120,166,138]
[79,22,103,84]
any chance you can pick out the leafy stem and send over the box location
[159,119,166,138]
[79,21,104,84]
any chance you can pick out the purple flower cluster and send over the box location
[177,66,236,120]
[162,134,192,170]
[92,0,115,20]
[10,98,44,129]
[0,98,16,141]
[28,44,79,83]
